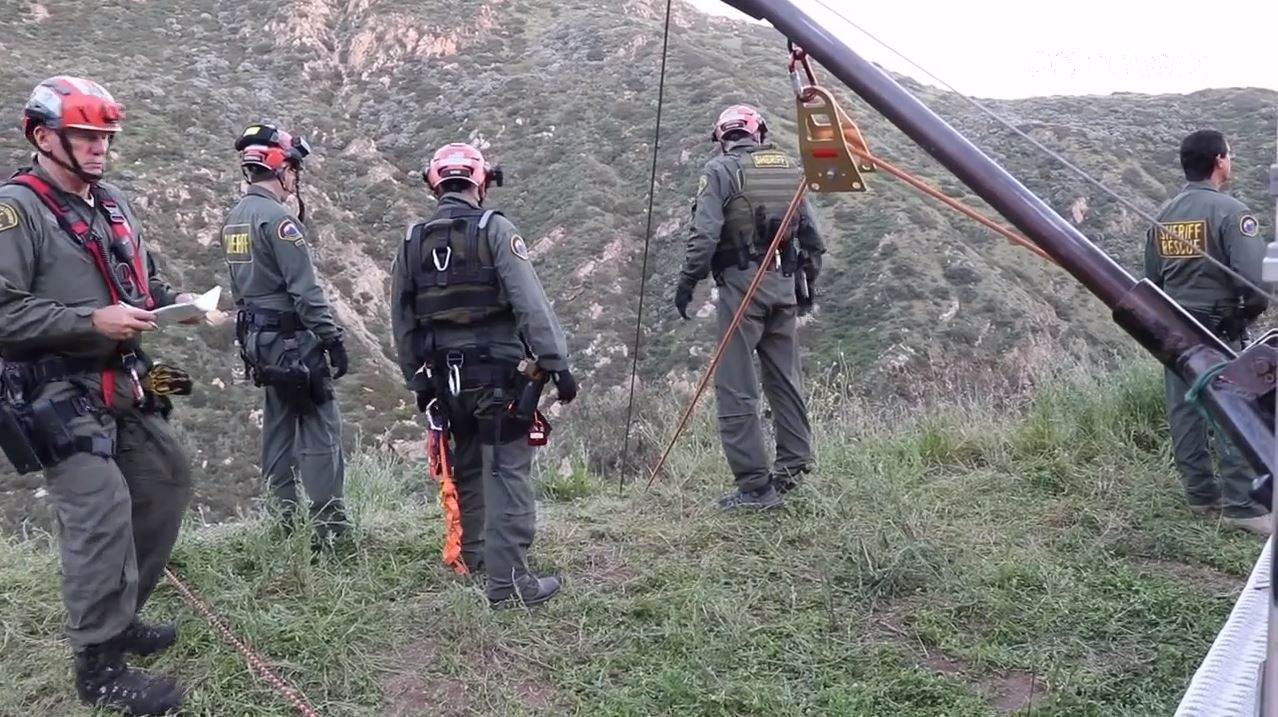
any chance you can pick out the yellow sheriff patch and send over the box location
[750,151,790,168]
[696,174,708,197]
[1155,220,1207,259]
[0,203,18,232]
[221,223,252,263]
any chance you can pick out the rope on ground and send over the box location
[644,179,809,489]
[163,567,322,717]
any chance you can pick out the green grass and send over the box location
[0,361,1264,716]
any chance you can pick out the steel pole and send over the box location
[719,0,1276,482]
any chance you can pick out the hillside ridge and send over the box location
[0,0,1274,528]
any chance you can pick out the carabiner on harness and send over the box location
[425,398,445,432]
[121,351,145,404]
[432,245,452,271]
[445,351,463,397]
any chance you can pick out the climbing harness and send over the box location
[425,399,469,576]
[644,43,1054,488]
[4,171,155,408]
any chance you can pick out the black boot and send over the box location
[74,640,182,715]
[117,620,177,657]
[489,576,562,609]
[770,465,811,495]
[310,501,353,554]
[716,483,783,511]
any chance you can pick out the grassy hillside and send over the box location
[0,358,1264,715]
[1,0,1275,529]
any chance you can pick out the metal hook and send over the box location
[432,246,451,271]
[425,399,444,431]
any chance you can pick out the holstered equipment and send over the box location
[418,344,551,446]
[236,306,331,414]
[0,357,114,474]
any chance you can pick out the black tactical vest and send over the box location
[713,144,805,273]
[404,204,512,327]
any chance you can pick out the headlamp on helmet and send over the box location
[236,123,311,173]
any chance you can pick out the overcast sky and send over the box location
[687,0,1278,99]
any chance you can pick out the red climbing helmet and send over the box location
[21,75,124,140]
[711,104,767,143]
[424,142,507,194]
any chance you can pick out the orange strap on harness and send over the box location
[425,401,468,576]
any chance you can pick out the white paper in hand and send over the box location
[154,286,222,326]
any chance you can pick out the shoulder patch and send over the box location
[511,234,529,261]
[277,219,305,245]
[696,174,708,197]
[1240,214,1259,238]
[0,203,18,232]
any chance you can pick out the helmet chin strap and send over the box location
[289,167,306,223]
[40,132,103,184]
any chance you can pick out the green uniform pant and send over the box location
[1163,364,1265,518]
[41,375,193,651]
[249,330,346,524]
[442,385,537,600]
[713,264,813,492]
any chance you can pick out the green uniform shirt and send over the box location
[1143,180,1268,317]
[220,185,342,343]
[0,161,180,361]
[389,193,570,384]
[680,137,825,284]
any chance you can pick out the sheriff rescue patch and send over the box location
[750,151,790,168]
[696,174,708,197]
[0,203,17,232]
[1155,219,1207,259]
[277,219,305,245]
[1241,214,1259,238]
[511,234,529,260]
[221,223,252,264]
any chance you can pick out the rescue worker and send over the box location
[674,104,825,511]
[219,122,351,549]
[1144,128,1271,535]
[389,142,577,607]
[0,76,196,715]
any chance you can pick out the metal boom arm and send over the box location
[719,0,1277,490]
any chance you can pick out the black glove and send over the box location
[1217,314,1252,344]
[415,389,433,413]
[805,251,823,284]
[675,278,695,320]
[324,338,349,379]
[550,369,578,404]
